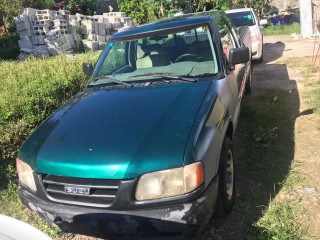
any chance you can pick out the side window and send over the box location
[217,17,236,62]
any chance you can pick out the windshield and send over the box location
[90,25,219,85]
[227,11,256,27]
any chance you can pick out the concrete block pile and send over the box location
[14,8,137,59]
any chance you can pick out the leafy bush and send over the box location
[0,52,99,163]
[0,52,99,237]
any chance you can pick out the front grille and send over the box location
[41,174,121,207]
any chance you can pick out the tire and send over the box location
[255,53,263,63]
[215,136,235,216]
[244,65,253,95]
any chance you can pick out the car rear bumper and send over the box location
[18,175,219,239]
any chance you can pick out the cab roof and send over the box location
[111,11,225,41]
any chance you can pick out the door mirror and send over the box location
[229,47,250,66]
[83,62,93,76]
[259,19,268,26]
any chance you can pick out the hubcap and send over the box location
[225,149,234,200]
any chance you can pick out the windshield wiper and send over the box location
[90,76,133,87]
[128,72,197,83]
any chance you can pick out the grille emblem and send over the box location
[64,185,90,195]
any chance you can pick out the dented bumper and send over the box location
[18,175,218,239]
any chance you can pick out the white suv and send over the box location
[226,8,267,63]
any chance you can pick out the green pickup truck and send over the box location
[17,11,251,239]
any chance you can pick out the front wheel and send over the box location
[215,136,235,215]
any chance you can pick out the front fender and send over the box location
[184,78,234,188]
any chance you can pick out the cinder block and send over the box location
[54,25,68,31]
[112,22,121,29]
[69,26,77,35]
[97,35,105,42]
[76,13,85,21]
[98,22,106,35]
[36,9,52,16]
[123,21,133,28]
[83,40,99,51]
[120,17,130,23]
[33,30,46,36]
[53,19,67,27]
[35,19,51,25]
[65,34,75,48]
[35,15,53,21]
[32,45,49,57]
[18,37,33,49]
[72,33,82,47]
[106,35,111,42]
[105,22,112,29]
[46,30,59,40]
[108,12,125,17]
[33,25,50,32]
[107,16,119,23]
[94,21,99,32]
[19,28,32,39]
[16,21,30,32]
[28,15,36,23]
[68,15,77,20]
[98,42,107,50]
[32,36,45,45]
[59,10,70,15]
[82,20,95,34]
[110,29,118,35]
[48,47,61,55]
[87,34,96,41]
[59,30,69,35]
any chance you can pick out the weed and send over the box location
[249,201,307,240]
[234,89,306,239]
[263,23,300,36]
[0,52,99,238]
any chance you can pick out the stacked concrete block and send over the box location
[18,37,33,50]
[15,8,137,57]
[83,40,99,51]
[35,9,53,21]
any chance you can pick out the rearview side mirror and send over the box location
[259,19,268,26]
[229,47,250,66]
[83,62,93,76]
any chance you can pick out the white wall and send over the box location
[300,0,313,38]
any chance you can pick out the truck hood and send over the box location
[19,82,212,179]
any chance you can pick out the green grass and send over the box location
[263,23,300,36]
[234,90,307,239]
[0,52,99,238]
[251,201,306,240]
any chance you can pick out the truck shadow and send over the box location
[259,41,286,64]
[196,41,309,239]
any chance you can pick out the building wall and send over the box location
[269,0,299,12]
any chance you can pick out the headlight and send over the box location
[135,162,204,201]
[16,158,37,192]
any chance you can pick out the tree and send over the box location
[191,0,272,16]
[0,0,23,25]
[51,0,96,15]
[0,0,54,25]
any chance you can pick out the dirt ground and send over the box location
[255,35,320,239]
[66,35,320,240]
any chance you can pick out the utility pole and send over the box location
[299,0,313,38]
